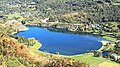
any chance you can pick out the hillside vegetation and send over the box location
[0,0,120,39]
[0,32,88,67]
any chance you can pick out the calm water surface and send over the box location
[17,26,104,55]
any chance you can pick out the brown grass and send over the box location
[98,62,120,67]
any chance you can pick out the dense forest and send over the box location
[0,0,120,35]
[0,0,120,22]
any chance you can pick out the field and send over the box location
[116,32,120,35]
[102,36,117,41]
[112,2,120,5]
[28,40,42,54]
[98,61,120,67]
[70,53,107,67]
[70,53,120,67]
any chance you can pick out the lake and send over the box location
[16,26,105,55]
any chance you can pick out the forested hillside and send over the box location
[0,0,120,36]
[0,0,120,22]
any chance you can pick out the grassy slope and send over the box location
[28,40,42,54]
[98,61,120,67]
[28,40,50,56]
[70,53,107,67]
[102,36,117,41]
[112,2,120,5]
[116,32,120,35]
[70,53,120,67]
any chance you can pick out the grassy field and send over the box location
[116,32,120,35]
[28,40,42,54]
[70,53,120,67]
[28,40,54,57]
[112,2,120,5]
[98,61,120,67]
[70,53,107,67]
[102,36,117,41]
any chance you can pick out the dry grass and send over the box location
[98,61,120,67]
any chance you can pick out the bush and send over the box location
[93,50,101,57]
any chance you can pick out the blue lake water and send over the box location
[16,26,105,55]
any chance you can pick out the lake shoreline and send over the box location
[12,27,29,35]
[17,26,104,55]
[29,38,109,57]
[16,26,110,56]
[23,26,118,67]
[98,40,110,51]
[14,25,113,56]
